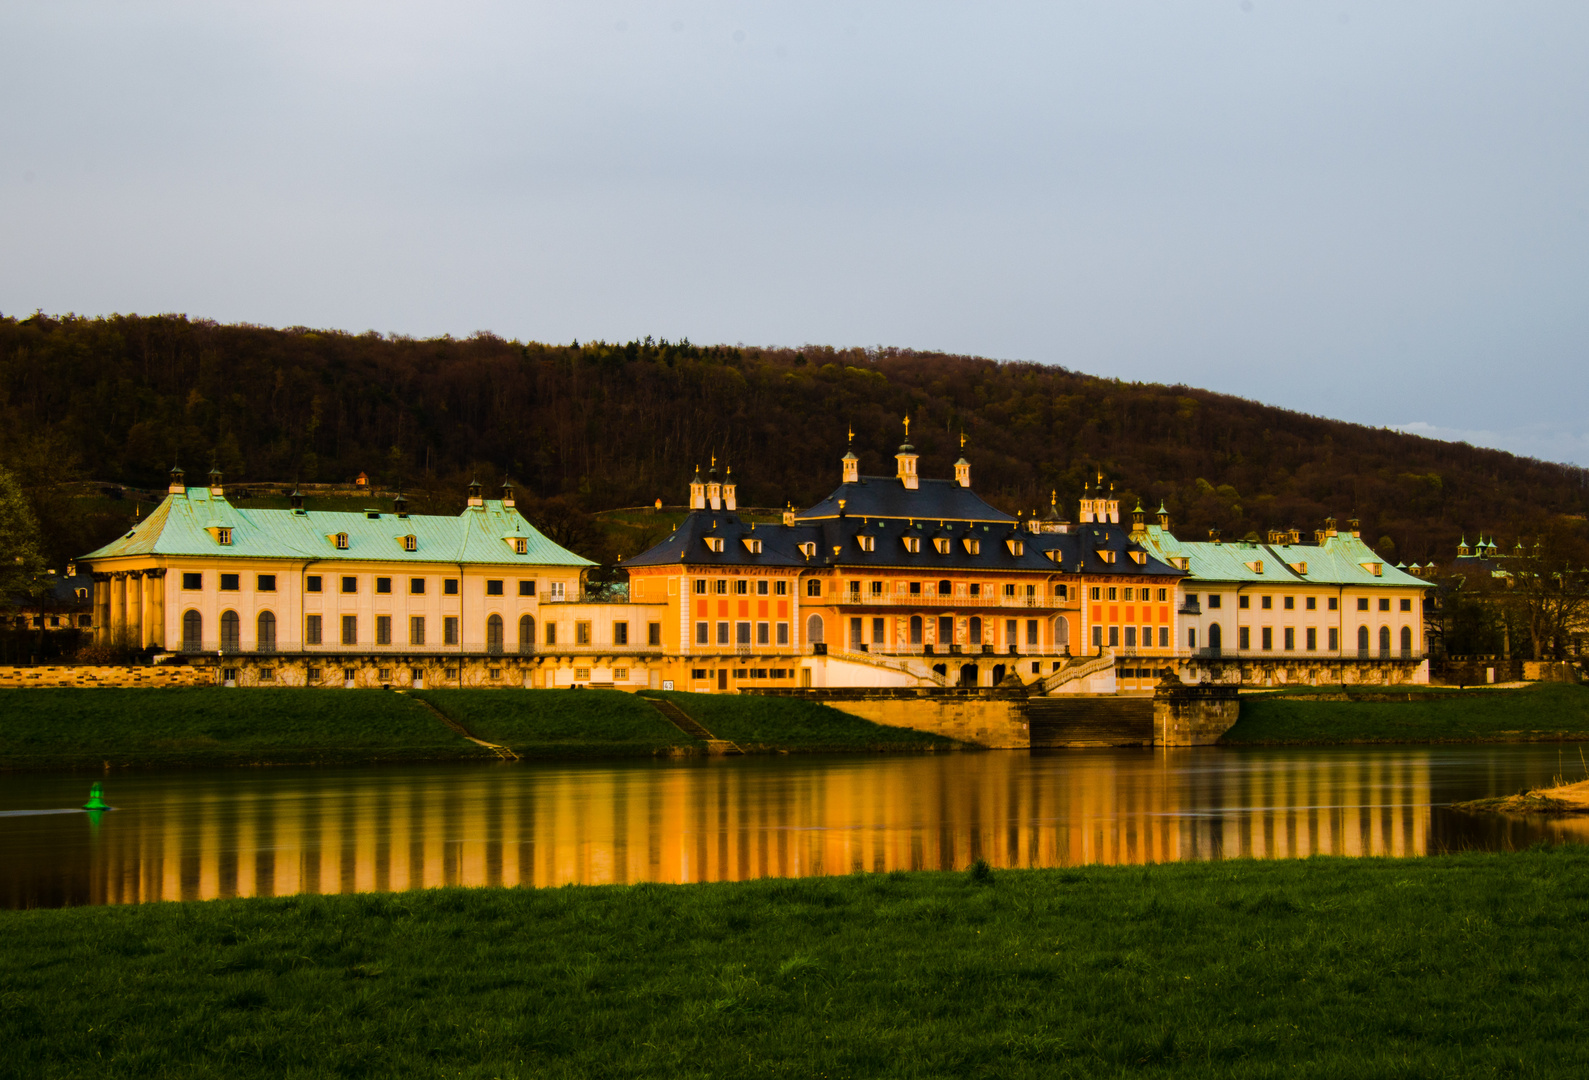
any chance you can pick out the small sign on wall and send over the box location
[662,680,675,690]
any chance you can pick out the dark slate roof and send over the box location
[796,476,1016,524]
[624,510,1184,579]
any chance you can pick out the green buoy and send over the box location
[83,783,110,811]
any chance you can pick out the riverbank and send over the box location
[1221,680,1589,745]
[4,849,1587,1077]
[1454,776,1589,815]
[0,688,955,771]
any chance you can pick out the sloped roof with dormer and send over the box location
[796,476,1016,524]
[79,488,592,567]
[1138,524,1429,589]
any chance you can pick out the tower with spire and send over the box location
[894,416,919,490]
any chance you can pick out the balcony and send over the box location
[835,594,1062,609]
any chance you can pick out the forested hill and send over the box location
[2,312,1585,567]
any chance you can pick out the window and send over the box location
[341,576,357,594]
[487,614,503,652]
[871,580,884,596]
[1329,628,1339,651]
[704,537,725,553]
[514,538,528,555]
[736,622,751,645]
[403,535,417,552]
[614,668,629,681]
[649,622,662,646]
[308,667,321,683]
[220,610,240,652]
[714,579,728,595]
[757,580,769,595]
[964,539,981,555]
[1124,627,1137,647]
[696,622,709,644]
[614,622,629,645]
[874,617,888,643]
[807,580,822,597]
[1239,596,1251,609]
[1123,588,1134,602]
[519,615,533,649]
[1107,587,1117,601]
[1027,620,1039,646]
[1207,594,1221,609]
[1093,625,1103,648]
[376,577,391,594]
[411,577,426,594]
[444,579,459,596]
[1283,596,1294,610]
[576,621,592,646]
[694,580,707,595]
[1089,587,1100,601]
[334,532,349,550]
[1188,627,1197,649]
[939,580,952,596]
[1006,540,1024,556]
[487,580,504,596]
[445,617,459,645]
[1328,597,1339,611]
[306,614,322,645]
[1108,626,1119,647]
[341,615,357,646]
[180,610,203,650]
[1306,628,1317,651]
[910,616,923,645]
[1158,626,1169,648]
[574,667,591,681]
[544,622,557,645]
[259,668,274,682]
[257,575,276,592]
[691,669,708,681]
[1283,627,1294,651]
[1400,598,1413,612]
[1157,589,1167,602]
[1306,596,1316,610]
[775,581,787,595]
[934,537,951,554]
[410,667,424,683]
[971,583,982,596]
[911,582,923,595]
[758,622,770,645]
[776,623,789,645]
[220,574,240,591]
[1379,598,1391,612]
[376,615,392,646]
[183,572,203,590]
[717,622,730,645]
[848,580,861,597]
[903,537,921,553]
[858,535,875,552]
[1357,597,1369,611]
[519,580,535,596]
[380,668,394,682]
[216,528,232,545]
[1239,627,1251,650]
[410,616,425,645]
[1004,583,1017,598]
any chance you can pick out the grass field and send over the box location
[647,690,960,751]
[0,688,489,770]
[1223,681,1589,745]
[4,849,1588,1078]
[413,689,702,757]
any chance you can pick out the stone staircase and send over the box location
[643,696,744,755]
[825,648,950,687]
[1026,695,1154,748]
[1039,649,1116,694]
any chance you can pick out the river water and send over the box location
[4,744,1588,908]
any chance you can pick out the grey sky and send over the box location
[4,2,1586,463]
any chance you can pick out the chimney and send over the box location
[1209,528,1221,545]
[467,477,483,507]
[168,463,186,496]
[689,466,706,510]
[723,466,737,511]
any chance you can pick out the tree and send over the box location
[1502,524,1589,662]
[0,463,46,602]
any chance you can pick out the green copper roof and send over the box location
[80,488,593,567]
[1139,525,1430,589]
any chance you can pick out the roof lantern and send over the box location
[467,477,484,507]
[842,425,860,483]
[208,463,223,496]
[501,478,515,509]
[168,462,186,495]
[289,487,305,512]
[953,431,971,488]
[1156,501,1170,529]
[722,465,737,511]
[690,465,706,510]
[393,490,407,517]
[894,416,919,490]
[706,454,723,511]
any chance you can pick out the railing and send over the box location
[834,594,1062,609]
[1184,649,1428,662]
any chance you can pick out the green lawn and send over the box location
[1223,681,1589,745]
[648,690,960,751]
[413,689,702,757]
[5,849,1589,1078]
[0,688,488,770]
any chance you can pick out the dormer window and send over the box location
[799,542,817,559]
[1245,560,1264,574]
[216,528,232,546]
[1360,562,1383,577]
[742,538,762,554]
[903,537,921,553]
[705,537,725,553]
[513,537,528,555]
[403,535,418,552]
[933,538,951,554]
[963,539,980,555]
[1006,539,1024,556]
[334,532,349,550]
[1128,550,1147,564]
[1096,549,1114,563]
[857,535,875,552]
[1289,561,1308,575]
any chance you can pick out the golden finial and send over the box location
[959,431,966,449]
[1050,489,1057,506]
[903,415,910,438]
[710,452,716,468]
[847,425,854,443]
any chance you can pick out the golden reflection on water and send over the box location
[62,750,1464,906]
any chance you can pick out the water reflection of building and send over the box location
[52,752,1456,907]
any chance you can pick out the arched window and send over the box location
[958,663,978,687]
[1379,625,1392,658]
[182,610,202,653]
[486,614,503,654]
[991,663,1006,685]
[1208,622,1222,655]
[519,615,534,654]
[1401,625,1413,657]
[257,611,276,653]
[1357,625,1370,657]
[909,615,923,645]
[805,614,824,644]
[1054,616,1070,652]
[220,610,240,654]
[969,616,982,645]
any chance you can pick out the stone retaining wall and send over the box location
[0,665,207,688]
[746,687,1031,748]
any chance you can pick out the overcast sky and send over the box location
[3,2,1586,464]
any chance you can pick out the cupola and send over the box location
[894,417,918,490]
[1156,501,1170,529]
[208,463,224,497]
[501,479,516,509]
[722,465,737,511]
[290,487,306,512]
[842,427,859,483]
[393,490,407,517]
[689,466,706,510]
[467,477,483,507]
[1078,481,1095,524]
[168,463,185,496]
[706,458,722,511]
[954,457,970,488]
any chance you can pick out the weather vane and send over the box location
[903,415,911,438]
[960,431,967,449]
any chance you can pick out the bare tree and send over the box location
[1503,524,1589,661]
